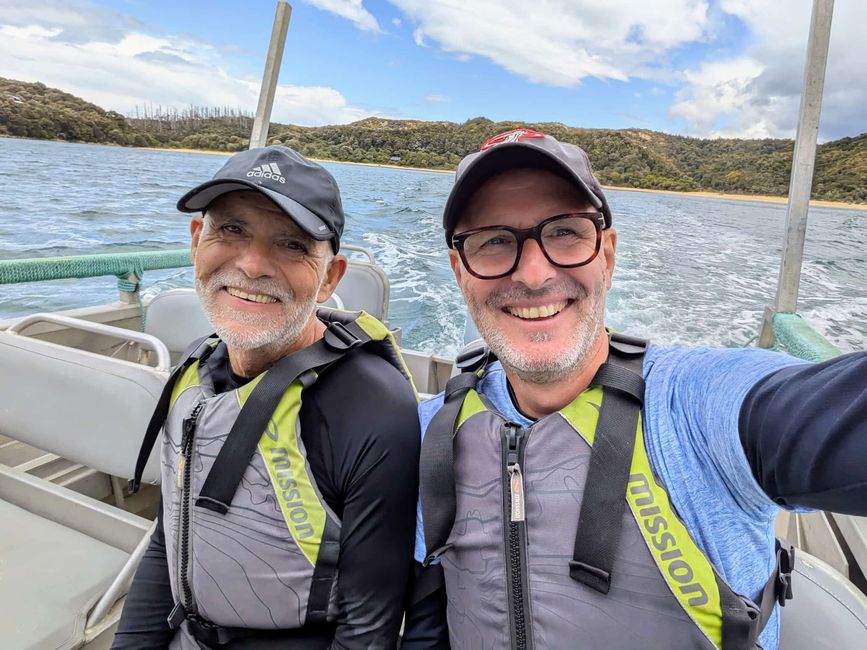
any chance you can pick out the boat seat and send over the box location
[0,498,130,650]
[0,315,166,483]
[144,260,388,357]
[780,550,867,649]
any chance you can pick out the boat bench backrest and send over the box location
[145,259,390,357]
[0,329,165,482]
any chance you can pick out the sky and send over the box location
[0,0,864,141]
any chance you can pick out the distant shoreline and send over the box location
[141,145,867,212]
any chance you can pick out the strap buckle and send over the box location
[569,560,612,595]
[776,540,795,606]
[323,321,362,351]
[455,339,489,372]
[608,333,649,357]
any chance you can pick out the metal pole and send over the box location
[758,0,834,348]
[249,2,292,149]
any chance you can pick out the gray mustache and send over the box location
[486,281,588,308]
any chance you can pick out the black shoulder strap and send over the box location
[418,341,490,565]
[195,318,373,515]
[569,333,648,594]
[129,334,216,493]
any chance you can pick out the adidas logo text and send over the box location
[247,163,285,184]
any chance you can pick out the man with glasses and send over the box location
[401,129,867,650]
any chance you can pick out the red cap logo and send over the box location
[481,128,546,151]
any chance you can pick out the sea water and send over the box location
[1,137,865,355]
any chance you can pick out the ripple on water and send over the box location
[1,138,866,355]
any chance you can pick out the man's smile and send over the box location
[505,300,572,320]
[224,286,280,304]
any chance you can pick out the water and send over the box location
[1,137,866,356]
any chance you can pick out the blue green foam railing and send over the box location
[771,312,842,362]
[0,250,193,290]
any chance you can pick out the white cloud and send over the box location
[304,0,381,33]
[0,2,378,127]
[390,0,711,87]
[671,1,867,139]
[425,94,449,103]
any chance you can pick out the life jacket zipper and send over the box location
[503,422,530,650]
[178,399,205,617]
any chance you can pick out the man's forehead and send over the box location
[207,192,306,235]
[459,167,594,227]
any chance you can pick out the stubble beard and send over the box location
[466,275,608,385]
[196,269,321,354]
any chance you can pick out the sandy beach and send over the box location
[142,146,867,211]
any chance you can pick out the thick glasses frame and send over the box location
[451,211,606,279]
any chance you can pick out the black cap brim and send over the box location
[177,179,336,244]
[443,145,604,246]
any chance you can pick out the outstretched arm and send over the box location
[739,351,867,514]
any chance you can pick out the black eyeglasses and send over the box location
[451,212,605,279]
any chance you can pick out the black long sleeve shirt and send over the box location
[401,351,867,648]
[114,342,420,650]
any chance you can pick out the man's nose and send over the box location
[235,238,276,279]
[510,238,556,289]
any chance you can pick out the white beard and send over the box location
[466,275,607,385]
[196,269,320,353]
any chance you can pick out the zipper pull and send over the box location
[176,456,186,488]
[508,462,525,522]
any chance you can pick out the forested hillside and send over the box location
[1,77,864,203]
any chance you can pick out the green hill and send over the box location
[1,77,865,204]
[0,78,147,146]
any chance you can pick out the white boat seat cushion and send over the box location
[144,288,214,355]
[0,330,165,482]
[780,551,867,648]
[0,499,129,650]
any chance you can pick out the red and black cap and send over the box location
[443,129,612,246]
[177,145,345,253]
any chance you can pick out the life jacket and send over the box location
[418,333,793,650]
[131,309,417,648]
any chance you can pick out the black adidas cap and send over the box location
[443,129,612,247]
[177,146,345,252]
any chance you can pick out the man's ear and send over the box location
[449,249,464,285]
[190,216,204,263]
[602,227,617,288]
[317,253,348,303]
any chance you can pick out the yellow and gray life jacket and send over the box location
[131,309,416,648]
[419,333,793,650]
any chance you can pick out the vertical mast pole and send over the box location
[758,0,834,348]
[249,2,292,150]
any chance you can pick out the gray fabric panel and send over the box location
[525,414,716,649]
[443,410,511,650]
[443,406,719,649]
[0,500,129,650]
[161,361,338,631]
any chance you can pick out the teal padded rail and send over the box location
[772,312,842,362]
[0,250,192,287]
